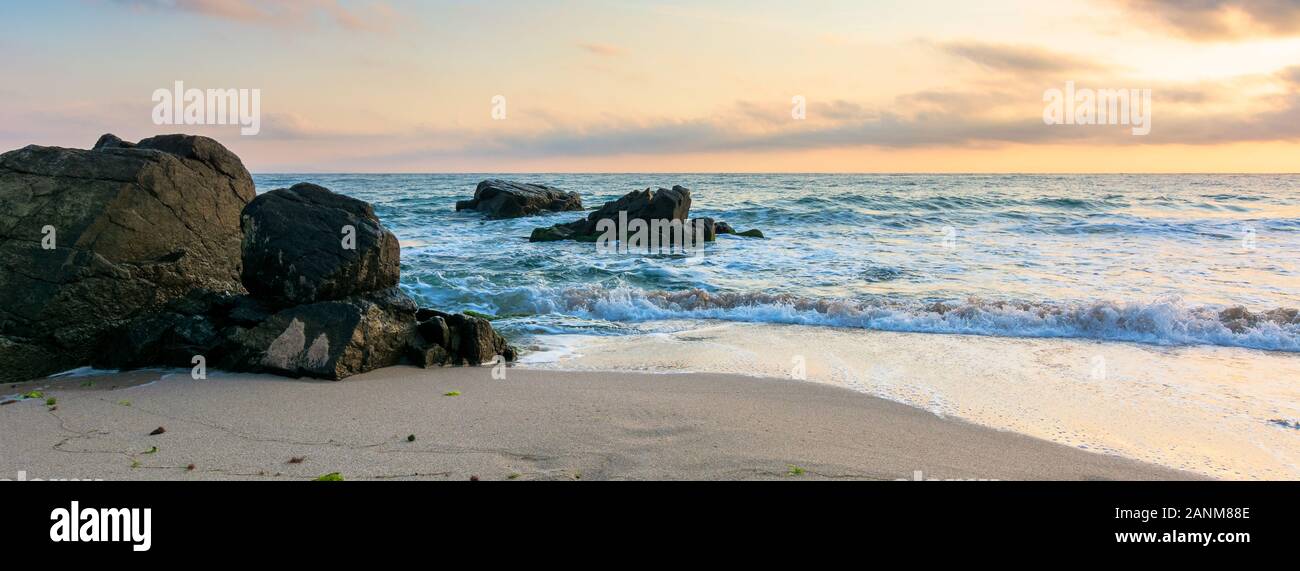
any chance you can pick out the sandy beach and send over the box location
[0,366,1199,481]
[525,322,1300,479]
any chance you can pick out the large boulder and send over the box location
[93,287,520,380]
[241,183,400,307]
[456,179,583,219]
[0,134,254,382]
[92,178,519,381]
[90,290,265,370]
[218,288,419,380]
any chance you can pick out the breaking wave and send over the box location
[482,286,1300,352]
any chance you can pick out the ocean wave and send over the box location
[492,286,1300,352]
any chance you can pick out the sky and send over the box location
[1,0,1299,172]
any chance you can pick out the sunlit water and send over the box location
[253,174,1300,478]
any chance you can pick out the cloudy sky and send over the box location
[2,0,1299,172]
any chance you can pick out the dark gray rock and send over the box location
[218,288,418,380]
[529,185,699,242]
[417,315,451,347]
[3,134,521,382]
[406,337,453,368]
[528,222,589,242]
[92,289,243,370]
[93,312,221,370]
[693,217,718,243]
[217,288,518,378]
[90,288,520,380]
[240,183,400,307]
[456,179,583,219]
[414,310,516,366]
[706,219,763,238]
[92,134,135,150]
[0,134,254,383]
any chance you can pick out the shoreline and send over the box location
[0,366,1201,481]
[515,321,1300,480]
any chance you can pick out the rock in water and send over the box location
[691,219,763,239]
[586,185,692,230]
[241,182,400,307]
[0,134,254,382]
[529,185,706,243]
[456,179,583,219]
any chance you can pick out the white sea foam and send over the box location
[497,286,1300,352]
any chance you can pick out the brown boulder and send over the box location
[0,134,254,382]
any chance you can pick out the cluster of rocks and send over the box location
[455,179,583,219]
[454,179,764,241]
[524,185,764,243]
[1,137,761,384]
[0,135,515,383]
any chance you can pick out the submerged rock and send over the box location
[456,179,583,219]
[0,134,254,382]
[712,220,763,238]
[241,182,400,307]
[1218,305,1300,334]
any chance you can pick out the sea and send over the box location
[253,173,1300,479]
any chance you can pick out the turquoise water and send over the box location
[252,174,1300,352]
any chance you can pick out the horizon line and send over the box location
[250,171,1300,176]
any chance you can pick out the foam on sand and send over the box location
[525,321,1300,480]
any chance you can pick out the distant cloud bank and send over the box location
[1115,0,1300,40]
[111,0,397,32]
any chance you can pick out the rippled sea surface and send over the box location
[253,174,1300,353]
[251,174,1300,478]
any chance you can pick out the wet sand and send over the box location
[0,366,1200,481]
[525,322,1300,479]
